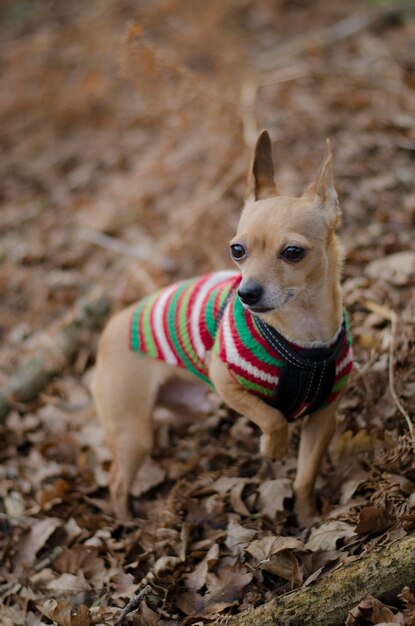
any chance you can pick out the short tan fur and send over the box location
[92,130,347,526]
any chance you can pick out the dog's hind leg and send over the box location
[106,401,155,520]
[91,306,165,519]
[93,361,161,518]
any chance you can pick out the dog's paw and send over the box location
[295,504,319,528]
[260,422,288,460]
[294,489,319,528]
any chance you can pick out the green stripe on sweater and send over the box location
[233,297,284,367]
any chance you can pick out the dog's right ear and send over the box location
[247,130,278,201]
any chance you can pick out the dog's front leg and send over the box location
[294,398,341,527]
[209,354,288,460]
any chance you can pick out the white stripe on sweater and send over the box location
[190,271,239,359]
[335,347,353,377]
[152,284,179,365]
[222,305,279,385]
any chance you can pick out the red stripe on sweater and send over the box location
[194,275,216,352]
[175,283,206,376]
[162,286,179,363]
[138,302,147,354]
[149,295,165,360]
[225,360,276,392]
[245,309,282,361]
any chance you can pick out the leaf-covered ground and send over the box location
[0,1,414,624]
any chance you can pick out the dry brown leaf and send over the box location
[38,599,92,626]
[225,519,256,557]
[53,545,107,588]
[185,543,220,590]
[345,594,404,625]
[256,478,292,518]
[399,586,415,625]
[13,517,61,573]
[306,521,357,552]
[355,506,395,536]
[229,480,251,516]
[203,564,253,614]
[110,571,140,601]
[177,563,252,617]
[0,606,26,626]
[135,599,160,626]
[246,536,304,584]
[212,476,251,494]
[130,457,167,497]
[46,572,91,595]
[39,478,71,510]
[340,473,367,505]
[365,251,415,286]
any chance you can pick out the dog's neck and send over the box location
[261,238,343,345]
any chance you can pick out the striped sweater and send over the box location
[129,271,353,420]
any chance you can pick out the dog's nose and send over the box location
[238,283,264,306]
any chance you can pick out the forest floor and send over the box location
[0,1,414,624]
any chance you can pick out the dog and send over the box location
[91,130,353,526]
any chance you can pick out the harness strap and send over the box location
[255,315,347,418]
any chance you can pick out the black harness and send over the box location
[255,316,347,418]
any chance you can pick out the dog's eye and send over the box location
[230,244,246,261]
[280,246,305,262]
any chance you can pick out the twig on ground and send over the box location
[0,295,111,423]
[0,512,37,527]
[115,584,153,626]
[0,546,63,598]
[362,300,414,441]
[33,546,63,573]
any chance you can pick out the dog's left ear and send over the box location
[247,130,278,201]
[303,140,341,228]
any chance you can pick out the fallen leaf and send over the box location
[225,519,256,557]
[203,564,253,614]
[137,599,160,626]
[39,478,71,510]
[246,536,304,584]
[229,480,251,516]
[130,457,167,497]
[38,600,92,626]
[306,521,357,552]
[355,506,395,536]
[46,572,91,595]
[345,594,404,625]
[185,543,219,590]
[53,545,107,587]
[365,251,415,286]
[340,473,367,504]
[256,479,292,518]
[13,518,61,573]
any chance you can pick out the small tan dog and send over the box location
[92,131,353,526]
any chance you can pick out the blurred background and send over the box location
[1,0,414,366]
[0,1,415,623]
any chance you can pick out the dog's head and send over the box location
[231,130,342,314]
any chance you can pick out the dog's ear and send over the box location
[303,139,341,227]
[247,130,278,201]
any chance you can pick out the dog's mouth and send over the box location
[242,290,296,314]
[244,304,275,313]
